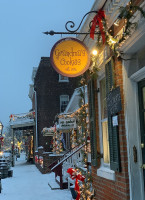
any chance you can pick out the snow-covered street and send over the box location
[0,153,72,200]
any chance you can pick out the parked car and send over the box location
[0,150,13,179]
[3,150,12,167]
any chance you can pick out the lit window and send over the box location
[59,75,69,82]
[60,95,69,112]
[100,77,110,164]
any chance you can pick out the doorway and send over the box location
[138,80,145,187]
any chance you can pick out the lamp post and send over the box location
[0,121,3,152]
[11,128,15,167]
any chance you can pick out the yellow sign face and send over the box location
[50,38,90,77]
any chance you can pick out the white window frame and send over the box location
[59,74,69,82]
[97,74,115,181]
[60,95,69,113]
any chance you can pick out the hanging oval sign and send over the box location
[50,37,90,77]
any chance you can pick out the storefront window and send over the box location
[100,78,110,164]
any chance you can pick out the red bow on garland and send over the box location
[90,9,106,43]
[67,168,85,200]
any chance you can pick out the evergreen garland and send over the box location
[91,1,145,62]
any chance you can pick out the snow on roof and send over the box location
[64,85,88,114]
[42,125,59,136]
[38,146,43,149]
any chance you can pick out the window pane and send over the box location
[59,74,69,82]
[61,101,69,112]
[60,95,69,112]
[100,78,107,119]
[102,121,110,163]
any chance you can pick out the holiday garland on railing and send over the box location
[52,129,63,154]
[70,85,94,199]
[76,86,89,165]
[78,170,94,200]
[57,84,94,199]
[67,168,94,200]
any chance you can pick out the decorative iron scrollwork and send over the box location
[65,11,97,33]
[43,11,99,36]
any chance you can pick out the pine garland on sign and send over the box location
[90,1,145,61]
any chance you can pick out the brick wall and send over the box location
[132,0,144,6]
[92,59,130,200]
[34,57,79,152]
[35,148,62,174]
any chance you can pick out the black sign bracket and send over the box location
[43,11,101,36]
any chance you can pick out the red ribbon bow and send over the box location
[90,10,105,43]
[67,168,85,200]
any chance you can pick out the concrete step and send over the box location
[48,172,60,190]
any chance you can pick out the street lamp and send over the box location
[92,49,98,56]
[0,121,3,136]
[0,121,3,152]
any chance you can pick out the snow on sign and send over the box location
[50,37,90,77]
[59,118,76,130]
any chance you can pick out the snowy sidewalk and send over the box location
[0,153,72,200]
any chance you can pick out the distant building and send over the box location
[29,57,79,153]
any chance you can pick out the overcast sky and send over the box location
[0,0,94,129]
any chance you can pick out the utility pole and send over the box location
[11,128,15,167]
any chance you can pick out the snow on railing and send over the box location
[51,144,85,171]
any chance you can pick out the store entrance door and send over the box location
[138,80,145,187]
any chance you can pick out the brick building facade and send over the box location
[34,57,79,152]
[78,0,145,199]
[89,59,130,200]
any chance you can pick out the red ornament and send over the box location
[10,114,13,119]
[33,112,35,118]
[35,155,38,163]
[87,136,90,141]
